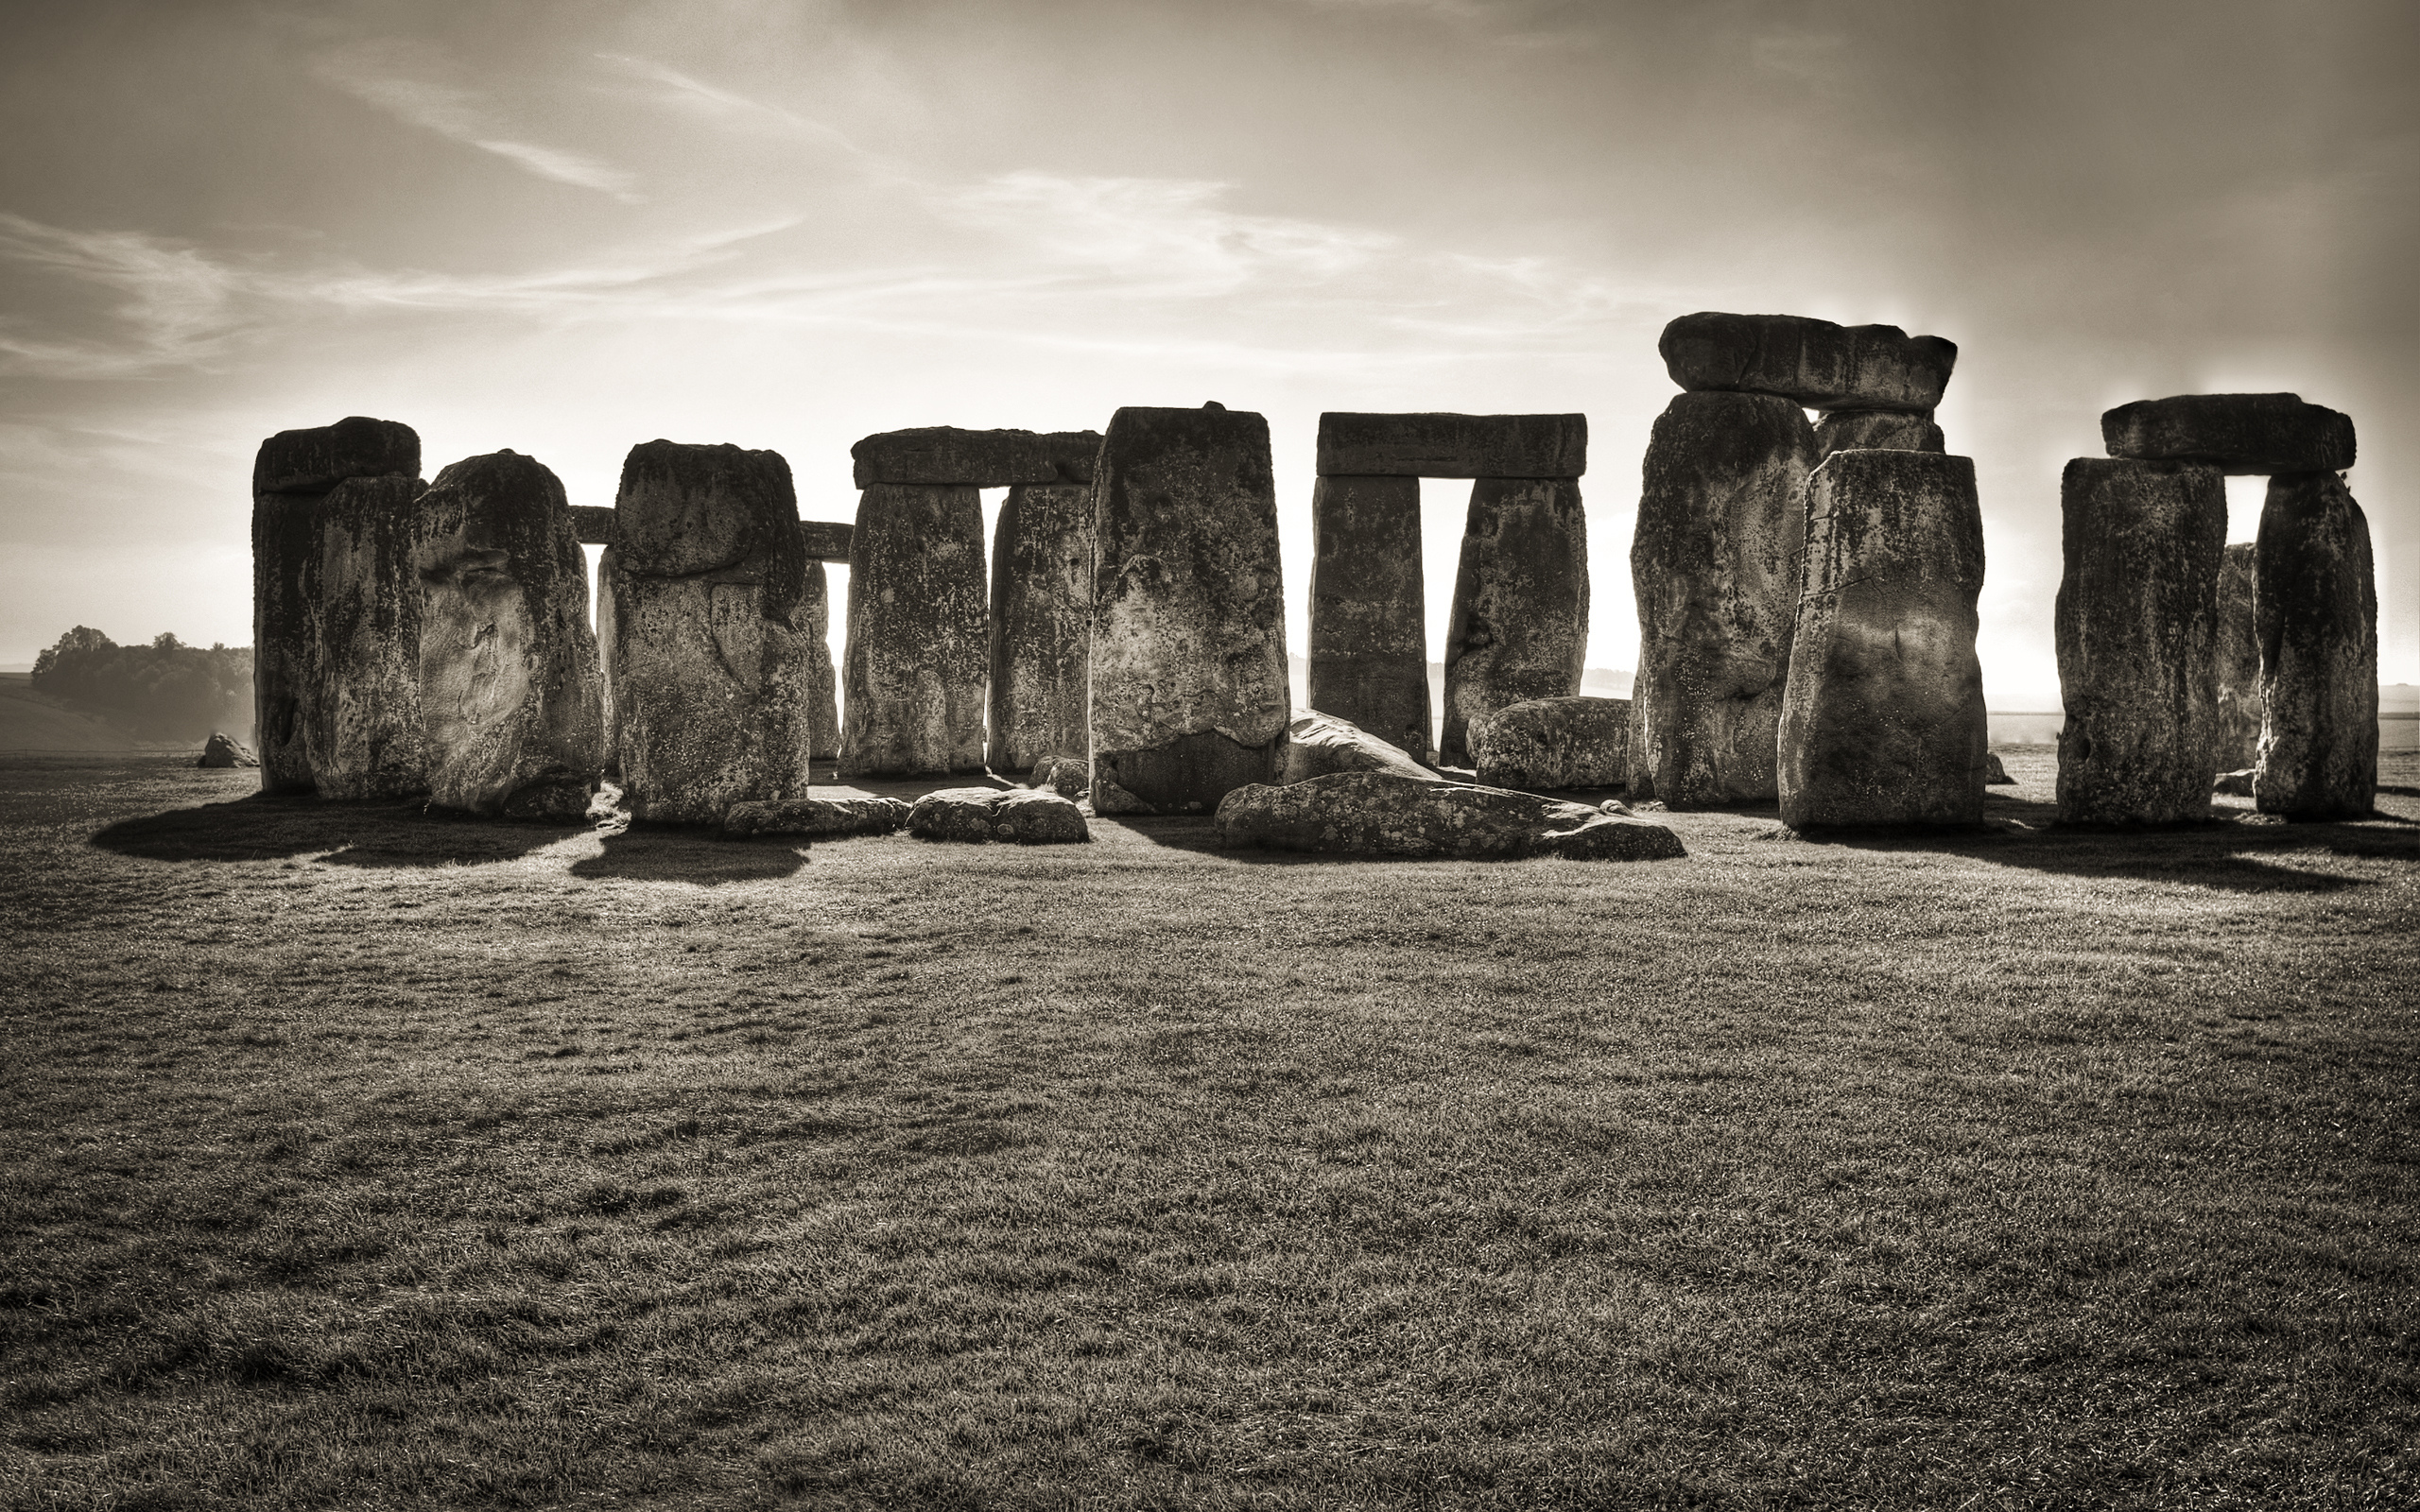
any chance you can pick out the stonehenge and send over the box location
[300,474,428,799]
[1472,696,1630,792]
[1814,409,1944,457]
[2102,393,2355,475]
[1660,313,1956,414]
[1439,478,1590,766]
[988,480,1095,777]
[2212,543,2261,770]
[1216,771,1684,861]
[1307,474,1428,760]
[2255,471,2377,819]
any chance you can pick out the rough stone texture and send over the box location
[1091,404,1290,812]
[803,560,838,760]
[1778,450,1990,831]
[718,795,908,839]
[198,732,258,768]
[251,417,421,795]
[569,505,617,545]
[2212,542,2262,770]
[1215,770,1686,861]
[1661,313,1957,413]
[988,482,1094,776]
[851,427,1101,489]
[799,521,853,561]
[1307,475,1430,759]
[1629,392,1816,806]
[1815,410,1945,456]
[908,786,1090,844]
[300,474,427,799]
[1984,752,2014,784]
[1030,756,1089,798]
[411,450,604,819]
[2101,393,2356,476]
[2213,768,2255,798]
[1440,478,1589,767]
[598,441,819,824]
[2254,472,2377,819]
[1275,711,1440,785]
[2054,458,2227,825]
[1091,777,1154,816]
[1314,413,1587,479]
[839,484,988,777]
[1473,696,1630,791]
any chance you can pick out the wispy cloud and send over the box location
[0,215,242,378]
[312,42,642,201]
[596,53,876,164]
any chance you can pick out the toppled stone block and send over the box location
[1983,752,2014,784]
[908,786,1090,844]
[1307,475,1430,760]
[1215,770,1685,861]
[1816,410,1944,456]
[2255,472,2377,818]
[851,427,1101,489]
[2054,458,2227,825]
[1276,710,1440,785]
[1314,413,1587,479]
[1473,696,1629,791]
[301,474,427,799]
[2101,393,2355,475]
[989,482,1094,777]
[1631,391,1815,805]
[1029,756,1089,798]
[718,795,908,839]
[569,505,617,545]
[252,416,420,496]
[2212,542,2261,770]
[839,485,988,777]
[198,731,258,768]
[1661,313,1956,413]
[1440,478,1589,766]
[1779,450,1989,830]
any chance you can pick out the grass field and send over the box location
[3,750,2416,1509]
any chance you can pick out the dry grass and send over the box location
[2,748,2415,1509]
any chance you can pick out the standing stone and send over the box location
[988,482,1094,776]
[804,560,838,761]
[2101,393,2355,475]
[1439,478,1588,767]
[412,451,603,819]
[1090,404,1289,813]
[2052,459,2227,824]
[1308,475,1430,761]
[1815,410,1945,456]
[1630,391,1816,805]
[1660,313,1956,413]
[2255,472,2377,819]
[300,475,427,799]
[599,441,817,824]
[251,417,420,794]
[839,485,987,777]
[2212,543,2261,771]
[1778,450,1988,830]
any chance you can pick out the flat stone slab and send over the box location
[1315,413,1587,478]
[798,521,853,561]
[852,427,1101,489]
[908,786,1090,844]
[2101,393,2355,475]
[254,416,421,495]
[1661,313,1957,413]
[718,796,908,838]
[1473,695,1629,791]
[1276,711,1440,785]
[1215,770,1685,861]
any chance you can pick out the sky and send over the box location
[2,0,2414,706]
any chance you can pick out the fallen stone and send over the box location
[1473,695,1630,791]
[1029,755,1089,798]
[2054,458,2227,825]
[851,427,1101,489]
[1214,770,1685,861]
[1276,710,1440,785]
[300,474,427,799]
[1815,409,1945,456]
[412,450,604,818]
[839,484,988,777]
[1660,313,1956,413]
[1440,478,1589,766]
[908,785,1090,844]
[2213,768,2255,798]
[2101,393,2355,475]
[1778,450,1989,830]
[718,795,908,839]
[569,505,617,545]
[1091,777,1153,816]
[989,481,1094,776]
[1308,475,1430,759]
[198,731,258,768]
[2211,543,2261,770]
[1983,751,2014,784]
[1091,404,1290,811]
[1630,392,1816,805]
[2255,472,2377,818]
[1314,412,1587,479]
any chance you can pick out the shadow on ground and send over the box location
[90,795,587,868]
[568,825,809,884]
[1789,808,2417,893]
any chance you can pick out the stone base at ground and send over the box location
[198,732,258,768]
[1473,696,1629,790]
[718,796,908,839]
[1094,730,1279,816]
[1441,477,1589,765]
[908,786,1090,844]
[1276,711,1439,785]
[1216,770,1685,860]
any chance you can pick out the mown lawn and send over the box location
[2,750,2415,1509]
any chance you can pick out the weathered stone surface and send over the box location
[718,795,907,839]
[1473,696,1629,791]
[2213,768,2255,798]
[198,731,258,768]
[251,417,422,795]
[1215,770,1686,861]
[2054,458,2227,825]
[1815,410,1944,456]
[2255,472,2377,818]
[1091,404,1289,811]
[1661,313,1956,413]
[1091,777,1154,816]
[2212,542,2261,770]
[839,484,987,777]
[1307,475,1429,759]
[804,560,838,761]
[1778,450,1989,830]
[1983,751,2014,784]
[1629,392,1815,806]
[599,441,818,824]
[569,505,617,545]
[412,451,604,818]
[2101,393,2355,475]
[988,482,1093,776]
[1030,755,1089,798]
[1440,478,1588,766]
[1275,711,1440,785]
[908,785,1090,844]
[798,521,854,561]
[1314,413,1587,479]
[300,475,427,799]
[851,427,1101,489]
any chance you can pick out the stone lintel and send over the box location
[1315,412,1587,479]
[851,426,1102,489]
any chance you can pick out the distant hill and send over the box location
[0,674,194,753]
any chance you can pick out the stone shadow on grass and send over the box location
[569,825,808,884]
[1795,816,2411,894]
[91,795,579,868]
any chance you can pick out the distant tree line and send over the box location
[30,627,254,742]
